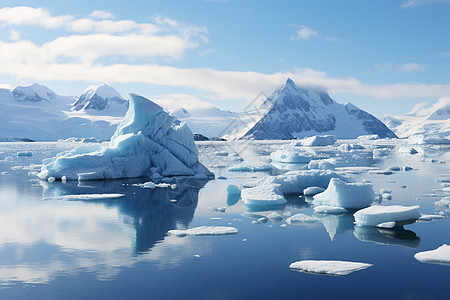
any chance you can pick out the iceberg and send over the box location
[270,149,311,163]
[353,205,421,227]
[37,94,213,180]
[168,226,238,237]
[313,178,375,210]
[414,244,450,265]
[301,135,336,146]
[289,260,372,276]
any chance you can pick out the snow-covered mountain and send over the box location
[234,78,397,140]
[381,97,450,139]
[0,83,123,141]
[72,83,128,114]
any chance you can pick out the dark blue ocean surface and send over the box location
[0,141,449,300]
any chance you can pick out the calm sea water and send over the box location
[0,141,449,300]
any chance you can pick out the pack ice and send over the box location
[354,205,421,227]
[37,94,213,180]
[313,178,375,210]
[289,260,373,276]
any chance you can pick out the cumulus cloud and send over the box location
[89,10,115,20]
[290,25,318,41]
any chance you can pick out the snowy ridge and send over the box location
[72,83,128,112]
[381,97,450,140]
[12,83,56,102]
[238,78,397,140]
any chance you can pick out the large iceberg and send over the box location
[37,94,213,180]
[313,178,375,210]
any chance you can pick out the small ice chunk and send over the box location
[47,177,56,183]
[57,194,125,200]
[313,205,348,214]
[228,164,272,172]
[208,206,226,213]
[214,151,229,156]
[289,260,373,276]
[388,166,401,171]
[418,214,446,221]
[379,188,392,194]
[303,186,325,196]
[382,193,392,200]
[267,212,284,220]
[280,224,287,228]
[61,176,67,183]
[226,184,241,195]
[4,156,13,162]
[242,183,287,206]
[143,181,156,189]
[376,221,396,228]
[270,149,311,163]
[17,151,32,157]
[313,178,375,210]
[286,213,319,225]
[404,166,413,171]
[414,244,450,265]
[168,226,238,237]
[257,217,268,224]
[301,135,336,146]
[354,205,421,227]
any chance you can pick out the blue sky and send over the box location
[0,0,450,116]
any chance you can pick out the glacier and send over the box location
[37,93,213,180]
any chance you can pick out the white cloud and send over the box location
[401,0,450,7]
[290,25,318,41]
[89,10,115,20]
[153,94,215,112]
[9,29,20,41]
[408,97,450,115]
[397,63,426,72]
[438,51,450,58]
[0,6,73,28]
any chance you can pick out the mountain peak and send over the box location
[73,83,128,111]
[285,77,295,86]
[12,83,56,102]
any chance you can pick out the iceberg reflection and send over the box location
[353,226,420,248]
[314,212,355,241]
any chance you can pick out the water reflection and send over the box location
[314,213,355,241]
[43,177,208,254]
[353,226,420,248]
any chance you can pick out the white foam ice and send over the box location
[168,226,238,237]
[313,178,374,210]
[289,260,373,276]
[414,244,450,265]
[354,205,421,227]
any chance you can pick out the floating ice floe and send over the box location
[168,226,238,237]
[301,135,336,147]
[414,244,450,265]
[242,183,286,206]
[434,197,450,211]
[314,205,348,214]
[37,93,213,180]
[286,213,319,225]
[267,212,284,220]
[270,149,311,163]
[208,206,226,213]
[372,148,390,158]
[245,170,345,194]
[289,260,373,276]
[313,178,375,210]
[308,159,336,170]
[418,214,446,221]
[56,194,125,200]
[4,156,13,162]
[303,186,325,196]
[338,144,364,152]
[17,151,32,157]
[228,164,273,172]
[353,205,421,227]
